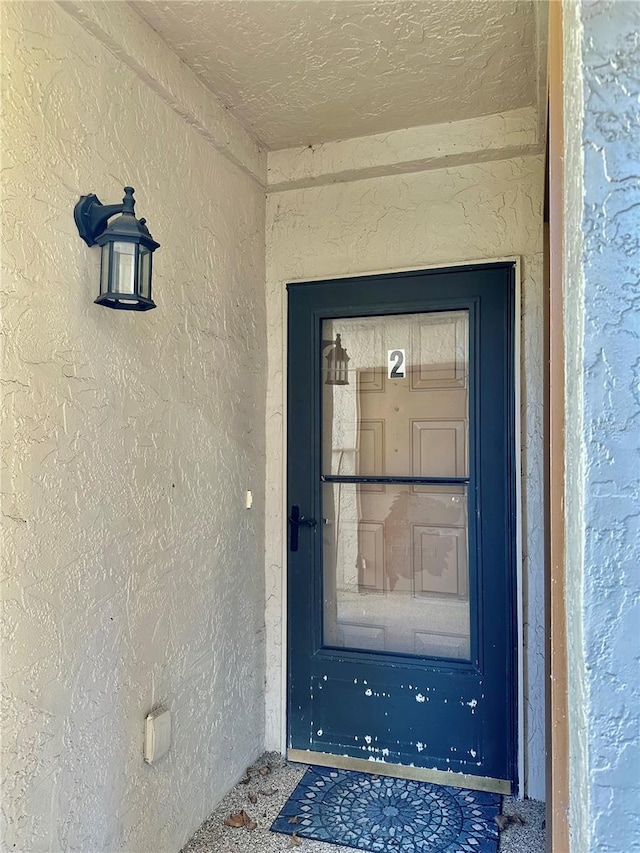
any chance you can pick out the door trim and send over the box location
[288,749,512,795]
[547,1,570,847]
[280,256,524,794]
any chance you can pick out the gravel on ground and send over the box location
[181,752,545,853]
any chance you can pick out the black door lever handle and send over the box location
[289,505,317,551]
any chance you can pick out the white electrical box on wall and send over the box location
[144,707,171,764]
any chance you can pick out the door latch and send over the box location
[289,505,317,551]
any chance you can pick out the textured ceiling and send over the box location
[131,0,539,150]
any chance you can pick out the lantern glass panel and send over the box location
[138,246,151,300]
[112,241,137,295]
[100,243,111,295]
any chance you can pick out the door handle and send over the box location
[289,505,317,551]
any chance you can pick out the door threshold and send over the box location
[287,749,511,795]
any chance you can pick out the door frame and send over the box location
[547,0,570,847]
[279,255,525,795]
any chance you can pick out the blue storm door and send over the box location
[287,264,517,793]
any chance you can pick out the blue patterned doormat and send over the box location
[271,765,501,852]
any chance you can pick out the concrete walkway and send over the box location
[181,753,545,853]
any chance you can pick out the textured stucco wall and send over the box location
[1,4,266,852]
[265,151,546,799]
[562,0,589,846]
[564,2,640,850]
[129,0,538,150]
[266,107,540,189]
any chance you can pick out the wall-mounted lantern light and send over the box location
[74,186,159,311]
[324,333,350,386]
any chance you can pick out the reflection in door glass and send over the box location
[322,312,469,478]
[323,484,470,659]
[321,312,471,659]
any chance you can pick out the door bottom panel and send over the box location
[287,748,511,795]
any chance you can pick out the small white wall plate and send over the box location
[144,707,171,764]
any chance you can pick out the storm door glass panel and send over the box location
[321,312,470,659]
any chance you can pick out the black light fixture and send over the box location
[324,333,350,386]
[74,186,159,311]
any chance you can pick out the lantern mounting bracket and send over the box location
[74,194,126,247]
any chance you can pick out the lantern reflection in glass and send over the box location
[325,333,350,386]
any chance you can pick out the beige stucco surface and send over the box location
[132,0,538,149]
[265,148,546,800]
[56,0,266,185]
[1,3,266,851]
[267,107,540,190]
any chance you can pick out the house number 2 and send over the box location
[387,349,406,379]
